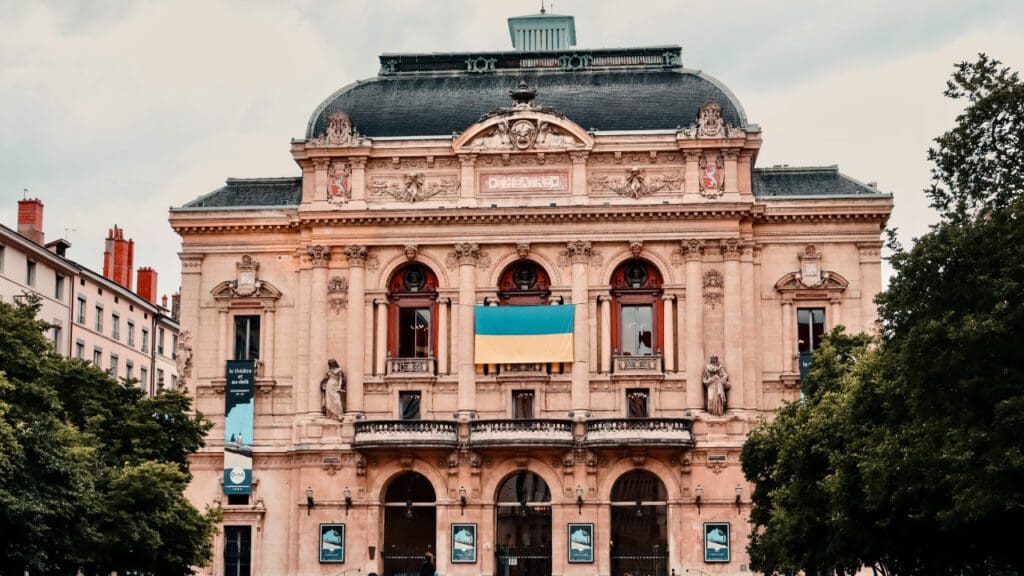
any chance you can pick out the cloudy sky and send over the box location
[2,0,1022,294]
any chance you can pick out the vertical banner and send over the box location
[224,359,255,495]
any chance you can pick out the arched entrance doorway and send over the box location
[495,471,552,576]
[610,470,668,576]
[382,471,436,576]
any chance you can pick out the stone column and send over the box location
[455,243,480,415]
[682,239,705,410]
[312,158,329,204]
[349,157,368,209]
[345,245,368,415]
[217,305,229,369]
[565,241,592,414]
[740,243,756,411]
[738,152,754,199]
[676,287,687,374]
[858,241,884,334]
[830,296,843,331]
[262,304,276,379]
[178,253,203,388]
[724,149,740,195]
[683,151,700,198]
[458,154,477,208]
[599,295,612,373]
[662,294,675,373]
[781,294,795,374]
[437,297,450,375]
[570,151,589,205]
[374,298,388,376]
[307,245,331,415]
[721,238,744,410]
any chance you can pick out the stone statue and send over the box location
[320,358,346,419]
[702,355,730,416]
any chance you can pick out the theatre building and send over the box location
[172,11,892,576]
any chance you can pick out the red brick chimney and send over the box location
[103,226,135,289]
[137,267,158,304]
[17,198,45,244]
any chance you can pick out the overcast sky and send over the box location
[2,0,1022,295]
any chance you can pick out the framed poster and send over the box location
[451,523,477,563]
[703,522,730,563]
[319,523,345,563]
[568,523,594,563]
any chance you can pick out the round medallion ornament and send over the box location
[403,266,426,292]
[513,264,538,290]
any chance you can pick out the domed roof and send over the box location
[306,47,748,139]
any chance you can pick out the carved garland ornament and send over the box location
[367,173,460,202]
[588,167,684,199]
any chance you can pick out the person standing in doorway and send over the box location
[419,551,435,576]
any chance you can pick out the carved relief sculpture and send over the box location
[367,173,460,202]
[629,240,643,258]
[328,275,348,313]
[176,330,193,387]
[588,168,684,199]
[309,111,365,147]
[702,355,730,416]
[698,102,725,138]
[703,270,724,309]
[515,242,531,259]
[307,245,332,268]
[320,359,346,419]
[404,244,419,261]
[327,161,351,207]
[698,154,726,198]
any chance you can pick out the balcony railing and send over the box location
[469,419,575,448]
[352,420,458,449]
[585,418,693,447]
[612,354,662,374]
[386,357,435,376]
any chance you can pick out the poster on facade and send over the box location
[223,359,255,495]
[568,523,594,563]
[704,522,730,562]
[451,523,477,563]
[319,524,345,563]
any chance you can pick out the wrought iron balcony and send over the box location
[585,418,694,448]
[612,354,663,374]
[469,419,575,448]
[352,420,458,449]
[386,357,435,376]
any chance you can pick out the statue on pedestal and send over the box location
[320,359,346,419]
[703,355,730,416]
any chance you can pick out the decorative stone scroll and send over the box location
[367,173,460,202]
[698,154,726,198]
[308,111,368,148]
[588,168,684,199]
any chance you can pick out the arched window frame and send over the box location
[497,260,552,306]
[387,264,439,359]
[610,259,664,357]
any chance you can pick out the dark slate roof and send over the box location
[181,177,302,209]
[753,166,888,198]
[307,47,748,138]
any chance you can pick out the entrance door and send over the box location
[610,470,668,576]
[495,471,552,576]
[383,472,436,576]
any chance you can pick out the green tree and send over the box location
[0,297,218,575]
[742,54,1024,575]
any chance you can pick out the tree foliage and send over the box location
[0,297,218,575]
[742,54,1024,575]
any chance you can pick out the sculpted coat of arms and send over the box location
[699,154,726,198]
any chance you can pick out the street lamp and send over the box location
[575,485,584,515]
[459,486,467,516]
[344,486,352,516]
[735,483,742,512]
[694,484,703,514]
[306,486,315,515]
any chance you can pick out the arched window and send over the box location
[388,264,439,359]
[497,260,551,306]
[610,259,663,357]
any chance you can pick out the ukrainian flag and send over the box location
[474,305,575,364]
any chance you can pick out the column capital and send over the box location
[597,294,613,303]
[720,238,742,261]
[312,157,330,170]
[563,240,594,264]
[453,242,481,266]
[680,239,705,261]
[306,244,332,268]
[348,156,368,169]
[344,244,369,267]
[458,153,478,167]
[373,297,388,306]
[661,294,676,302]
[569,150,589,164]
[781,293,795,305]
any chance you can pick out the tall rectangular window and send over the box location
[620,304,654,356]
[54,274,64,301]
[0,245,5,272]
[126,360,134,381]
[26,261,36,287]
[157,327,165,355]
[77,296,87,324]
[224,525,252,576]
[109,354,119,377]
[512,390,535,419]
[127,320,135,347]
[52,325,62,355]
[172,334,178,359]
[140,366,148,387]
[141,327,149,352]
[399,391,421,420]
[627,388,649,418]
[75,339,85,359]
[92,347,102,366]
[157,368,165,388]
[397,307,431,358]
[233,315,260,361]
[797,308,826,382]
[111,313,120,340]
[94,304,103,332]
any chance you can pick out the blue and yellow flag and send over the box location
[474,305,575,364]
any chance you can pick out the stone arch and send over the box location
[600,247,676,286]
[370,460,453,504]
[481,457,565,504]
[487,249,564,288]
[598,456,683,501]
[374,248,452,290]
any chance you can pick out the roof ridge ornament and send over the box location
[510,80,538,108]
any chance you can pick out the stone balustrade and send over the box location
[352,420,458,449]
[585,418,693,447]
[612,354,663,374]
[469,419,575,447]
[386,356,435,376]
